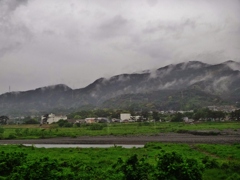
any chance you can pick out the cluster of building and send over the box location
[41,113,145,124]
[207,105,238,113]
[7,105,239,125]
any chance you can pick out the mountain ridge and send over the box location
[0,60,239,115]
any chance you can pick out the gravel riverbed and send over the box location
[0,133,239,145]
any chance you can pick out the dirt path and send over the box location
[0,133,240,145]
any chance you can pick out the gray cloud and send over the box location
[143,18,196,35]
[97,15,129,38]
[0,0,31,58]
[0,0,239,94]
[0,0,28,12]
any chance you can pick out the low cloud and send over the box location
[0,0,239,94]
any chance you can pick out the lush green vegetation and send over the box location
[1,121,240,139]
[101,89,227,111]
[0,143,239,179]
[66,108,235,122]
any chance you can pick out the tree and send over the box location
[0,152,27,176]
[24,119,39,124]
[119,154,154,180]
[57,119,73,127]
[231,110,240,121]
[0,116,9,125]
[193,108,210,121]
[152,111,160,121]
[141,110,149,121]
[172,113,183,122]
[155,151,204,180]
[116,152,204,180]
[73,115,82,119]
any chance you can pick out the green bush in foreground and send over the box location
[9,157,74,180]
[0,152,27,176]
[155,151,204,180]
[1,150,204,180]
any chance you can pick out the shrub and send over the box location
[87,124,104,130]
[7,133,17,139]
[0,126,4,139]
[115,151,204,180]
[226,173,240,180]
[155,151,204,180]
[0,152,27,176]
[117,155,154,180]
[57,120,73,127]
[24,119,39,124]
[0,127,4,134]
[202,156,219,168]
[9,157,74,180]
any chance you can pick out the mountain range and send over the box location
[0,60,239,115]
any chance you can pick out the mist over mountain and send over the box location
[0,61,239,115]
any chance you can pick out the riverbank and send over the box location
[0,133,240,145]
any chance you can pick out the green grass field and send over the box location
[1,121,240,139]
[1,122,239,179]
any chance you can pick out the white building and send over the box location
[183,117,194,123]
[130,116,141,122]
[41,113,67,124]
[120,113,131,122]
[85,118,96,124]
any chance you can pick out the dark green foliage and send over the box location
[102,89,228,111]
[138,122,151,126]
[0,152,27,176]
[0,149,204,180]
[193,108,225,121]
[119,154,153,180]
[0,127,4,134]
[68,109,121,120]
[0,126,4,139]
[152,111,160,121]
[9,157,74,180]
[57,119,73,127]
[0,143,240,180]
[7,133,16,139]
[87,123,105,130]
[230,109,240,121]
[202,156,219,169]
[24,119,39,124]
[14,128,22,136]
[155,151,204,180]
[226,173,240,180]
[0,116,9,125]
[172,113,183,122]
[115,152,204,180]
[23,128,29,136]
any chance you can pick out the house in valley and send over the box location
[41,113,67,124]
[120,113,131,122]
[85,118,96,124]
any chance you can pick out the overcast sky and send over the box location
[0,0,240,94]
